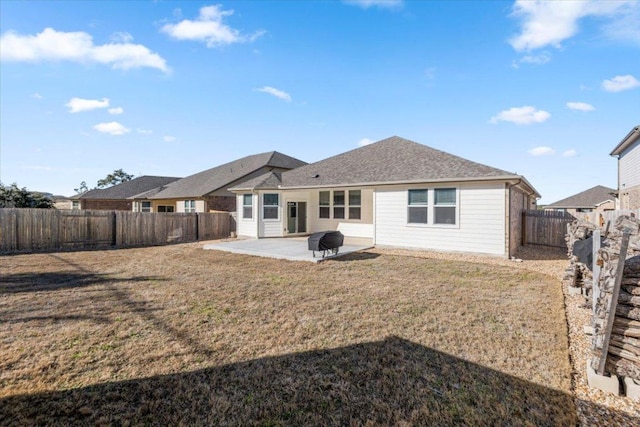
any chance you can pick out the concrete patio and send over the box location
[203,237,373,263]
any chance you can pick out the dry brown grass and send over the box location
[1,243,577,425]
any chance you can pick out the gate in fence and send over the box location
[521,210,575,248]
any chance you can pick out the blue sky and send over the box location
[1,0,638,203]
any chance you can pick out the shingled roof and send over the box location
[149,151,306,199]
[545,185,616,209]
[75,176,181,200]
[276,136,533,191]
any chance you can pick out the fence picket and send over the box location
[0,209,231,253]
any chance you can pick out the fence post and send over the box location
[592,229,601,315]
[195,213,200,241]
[111,211,117,246]
[521,210,527,246]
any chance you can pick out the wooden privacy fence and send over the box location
[0,209,231,253]
[521,210,575,248]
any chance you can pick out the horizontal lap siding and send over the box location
[620,139,640,188]
[236,194,257,238]
[375,183,506,255]
[307,188,374,238]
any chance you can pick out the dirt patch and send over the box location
[1,243,577,425]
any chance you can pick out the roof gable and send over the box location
[279,136,517,188]
[149,151,306,199]
[77,176,181,200]
[545,185,616,209]
[610,125,640,156]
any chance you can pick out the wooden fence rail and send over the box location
[0,209,231,253]
[522,210,575,248]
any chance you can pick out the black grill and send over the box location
[308,231,344,258]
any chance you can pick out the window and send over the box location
[184,200,196,213]
[141,201,151,212]
[349,190,361,219]
[319,191,330,218]
[434,188,456,225]
[263,193,279,220]
[333,191,345,219]
[408,190,428,224]
[157,205,174,213]
[72,200,80,210]
[242,194,253,219]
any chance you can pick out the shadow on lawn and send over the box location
[0,271,162,294]
[2,336,619,427]
[330,251,381,262]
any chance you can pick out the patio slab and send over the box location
[203,237,373,263]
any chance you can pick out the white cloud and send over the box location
[562,149,578,157]
[489,106,551,125]
[566,101,595,111]
[110,32,133,43]
[31,92,43,99]
[512,52,551,68]
[161,5,264,47]
[137,128,153,135]
[528,146,555,156]
[602,74,640,92]
[508,0,635,51]
[66,97,109,113]
[358,138,374,147]
[256,86,292,102]
[93,121,130,136]
[0,27,170,73]
[108,107,124,115]
[163,135,176,142]
[343,0,403,9]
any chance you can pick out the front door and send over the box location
[287,202,307,234]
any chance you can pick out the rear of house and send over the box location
[232,137,539,257]
[611,125,640,210]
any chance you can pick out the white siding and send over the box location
[620,138,640,188]
[374,183,506,256]
[305,188,374,238]
[236,194,257,238]
[258,191,283,238]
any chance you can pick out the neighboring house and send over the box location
[139,151,307,213]
[72,176,181,211]
[52,195,74,210]
[230,136,539,257]
[544,185,616,217]
[610,125,640,210]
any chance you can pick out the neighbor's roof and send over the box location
[610,125,640,156]
[269,136,539,196]
[229,171,283,191]
[149,151,306,199]
[545,185,616,209]
[74,176,181,200]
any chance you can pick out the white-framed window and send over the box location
[263,193,279,220]
[319,191,330,218]
[333,191,345,219]
[242,194,253,219]
[184,200,196,213]
[407,189,428,224]
[72,200,80,210]
[141,201,152,212]
[434,188,456,225]
[349,190,361,220]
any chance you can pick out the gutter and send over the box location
[610,125,640,157]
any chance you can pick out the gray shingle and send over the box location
[229,171,282,191]
[77,176,181,200]
[280,136,517,188]
[150,151,306,199]
[545,185,616,209]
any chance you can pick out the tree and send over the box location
[74,181,89,194]
[0,182,55,208]
[96,169,134,188]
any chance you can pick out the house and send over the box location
[138,151,306,213]
[72,176,181,211]
[544,185,616,217]
[610,125,640,210]
[230,136,539,257]
[51,195,74,210]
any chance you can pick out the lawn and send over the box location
[0,243,576,426]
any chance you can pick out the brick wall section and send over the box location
[620,185,640,210]
[205,195,236,212]
[81,200,132,211]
